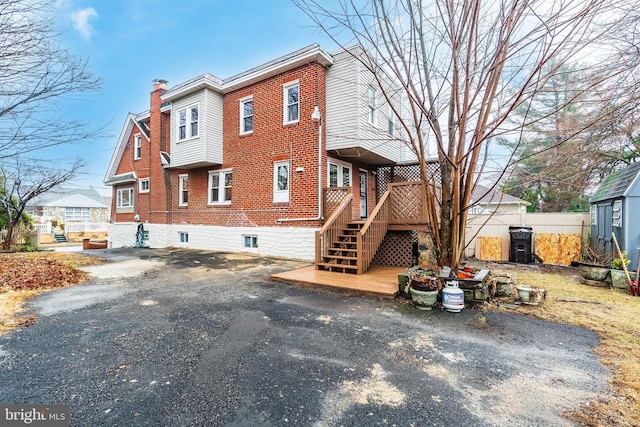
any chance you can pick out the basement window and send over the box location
[179,232,189,244]
[243,235,258,249]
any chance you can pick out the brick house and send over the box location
[104,44,413,265]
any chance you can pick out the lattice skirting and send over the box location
[371,231,417,268]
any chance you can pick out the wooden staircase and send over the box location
[317,221,364,273]
[316,181,429,275]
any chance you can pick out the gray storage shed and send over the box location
[590,161,640,271]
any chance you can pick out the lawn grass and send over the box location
[491,267,640,427]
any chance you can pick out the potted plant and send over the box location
[408,267,440,310]
[611,252,631,290]
[516,284,545,305]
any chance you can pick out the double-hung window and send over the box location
[368,86,377,125]
[116,187,134,208]
[208,170,233,204]
[283,82,299,124]
[134,134,142,160]
[139,178,150,193]
[178,105,199,141]
[240,96,254,134]
[179,174,189,206]
[273,161,290,203]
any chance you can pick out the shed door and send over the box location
[595,202,613,255]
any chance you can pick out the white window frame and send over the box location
[179,232,189,244]
[273,161,290,203]
[139,178,150,193]
[243,235,258,249]
[177,104,199,141]
[328,158,352,187]
[283,81,300,125]
[387,105,394,136]
[240,95,254,135]
[179,174,189,206]
[134,133,142,160]
[65,207,90,222]
[368,86,377,126]
[208,169,233,205]
[116,187,134,208]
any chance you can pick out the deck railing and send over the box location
[316,194,353,267]
[323,187,352,218]
[388,181,429,226]
[357,190,390,274]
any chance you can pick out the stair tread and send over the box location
[317,262,358,270]
[323,257,358,262]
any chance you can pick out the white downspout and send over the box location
[277,106,324,223]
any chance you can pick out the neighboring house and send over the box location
[590,161,640,270]
[27,185,109,232]
[468,184,530,215]
[104,44,407,261]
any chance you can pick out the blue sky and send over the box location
[53,0,340,193]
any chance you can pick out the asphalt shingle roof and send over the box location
[591,161,640,203]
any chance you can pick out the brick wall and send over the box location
[115,62,330,228]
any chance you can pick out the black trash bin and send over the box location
[509,226,533,264]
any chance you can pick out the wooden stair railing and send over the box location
[316,194,354,272]
[357,189,390,274]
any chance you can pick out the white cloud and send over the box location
[70,7,98,42]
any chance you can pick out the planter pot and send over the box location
[409,287,439,310]
[577,262,610,282]
[493,275,514,297]
[516,285,545,305]
[610,269,635,291]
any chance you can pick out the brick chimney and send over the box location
[153,78,168,91]
[149,79,170,224]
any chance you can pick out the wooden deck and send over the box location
[270,265,402,298]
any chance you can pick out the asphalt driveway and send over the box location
[0,248,608,426]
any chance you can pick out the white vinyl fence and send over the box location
[465,212,591,258]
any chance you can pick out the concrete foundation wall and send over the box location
[108,223,317,260]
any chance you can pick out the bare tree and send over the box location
[0,0,101,158]
[295,0,640,266]
[0,160,82,250]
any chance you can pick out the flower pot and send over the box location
[409,287,439,310]
[610,269,635,291]
[577,262,610,282]
[516,285,545,305]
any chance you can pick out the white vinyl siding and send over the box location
[170,89,223,169]
[325,48,402,163]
